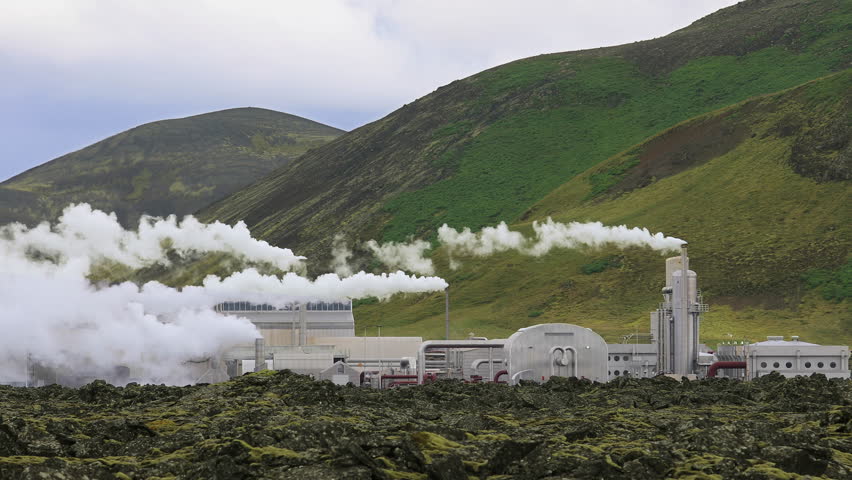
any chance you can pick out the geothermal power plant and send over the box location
[9,245,851,387]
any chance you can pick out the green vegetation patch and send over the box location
[127,169,152,201]
[581,256,623,275]
[432,121,473,140]
[587,155,641,200]
[802,257,852,302]
[382,42,844,241]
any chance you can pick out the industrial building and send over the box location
[718,336,849,380]
[6,245,849,387]
[219,243,847,386]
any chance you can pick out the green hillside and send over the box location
[202,0,850,263]
[354,71,851,347]
[0,108,342,227]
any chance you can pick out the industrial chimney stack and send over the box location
[654,243,701,376]
[254,338,266,372]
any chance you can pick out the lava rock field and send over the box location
[0,371,850,479]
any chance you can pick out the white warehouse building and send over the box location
[743,336,849,380]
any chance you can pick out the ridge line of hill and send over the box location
[0,107,344,227]
[200,0,850,265]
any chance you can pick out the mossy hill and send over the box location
[201,0,850,264]
[0,107,342,227]
[0,371,850,479]
[355,71,850,347]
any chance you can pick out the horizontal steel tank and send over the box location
[503,323,608,384]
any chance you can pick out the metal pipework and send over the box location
[346,358,405,364]
[511,369,533,384]
[471,358,503,370]
[379,374,418,389]
[387,381,418,388]
[707,361,746,378]
[549,346,578,377]
[472,356,503,382]
[417,340,506,384]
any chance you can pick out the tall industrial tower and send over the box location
[652,244,708,375]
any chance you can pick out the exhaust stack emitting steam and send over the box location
[358,217,684,273]
[2,203,682,385]
[0,204,448,385]
[439,218,685,263]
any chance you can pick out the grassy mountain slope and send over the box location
[202,0,850,262]
[354,71,851,346]
[0,108,342,227]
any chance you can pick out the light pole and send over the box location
[376,325,383,373]
[444,287,450,340]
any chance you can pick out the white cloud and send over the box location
[0,1,739,181]
[0,1,738,113]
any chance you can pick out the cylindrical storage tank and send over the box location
[665,256,683,288]
[671,269,698,375]
[503,323,608,383]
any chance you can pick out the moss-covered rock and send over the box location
[0,371,849,479]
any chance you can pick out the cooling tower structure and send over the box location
[651,244,708,376]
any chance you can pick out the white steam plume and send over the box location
[527,218,685,254]
[436,221,525,256]
[365,238,434,275]
[329,234,354,277]
[1,273,260,385]
[202,269,447,303]
[438,217,685,267]
[357,218,684,272]
[1,203,305,274]
[0,204,448,385]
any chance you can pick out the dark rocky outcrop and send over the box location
[0,371,850,479]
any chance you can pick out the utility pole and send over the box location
[444,287,450,340]
[377,325,383,373]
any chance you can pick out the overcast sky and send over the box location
[0,1,739,182]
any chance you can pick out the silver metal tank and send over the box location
[503,323,607,383]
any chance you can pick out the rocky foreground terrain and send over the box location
[0,371,850,479]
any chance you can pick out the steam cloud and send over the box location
[0,204,448,385]
[439,218,685,266]
[439,218,684,257]
[329,234,354,277]
[1,203,305,275]
[342,217,686,275]
[342,218,684,274]
[366,238,434,275]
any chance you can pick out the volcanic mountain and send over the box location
[201,0,850,260]
[199,0,849,345]
[354,70,851,346]
[0,107,343,227]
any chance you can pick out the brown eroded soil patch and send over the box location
[611,110,751,195]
